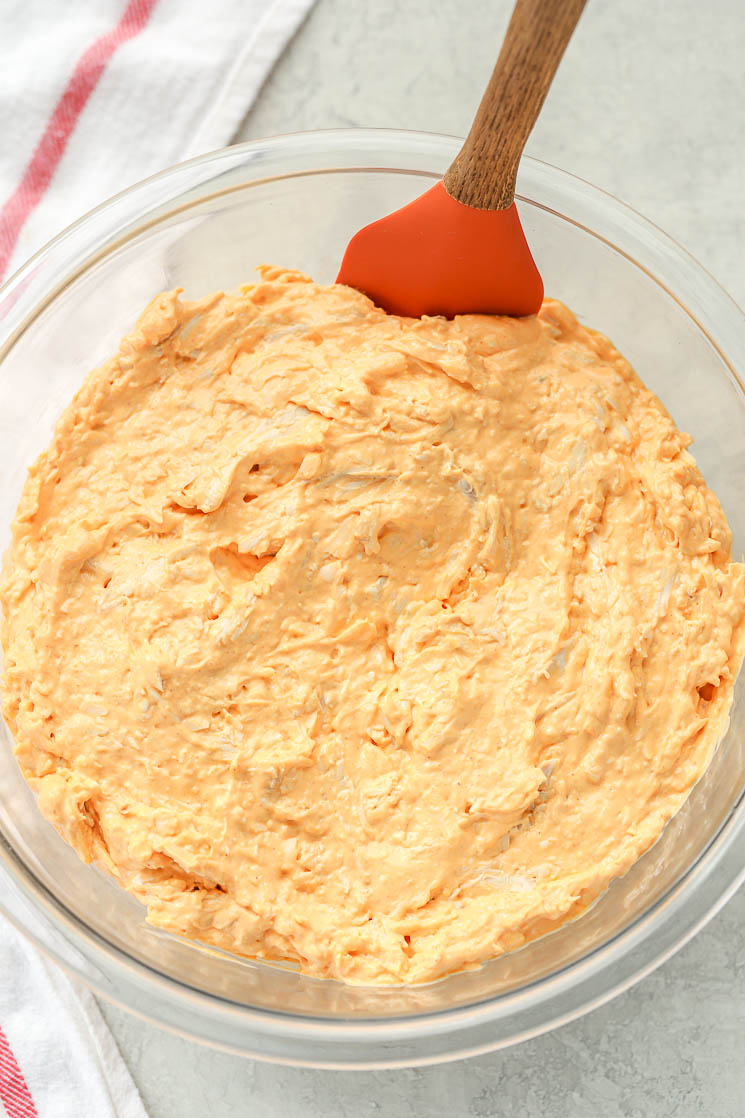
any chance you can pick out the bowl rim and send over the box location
[1,126,744,1066]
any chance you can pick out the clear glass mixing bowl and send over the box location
[0,129,744,1069]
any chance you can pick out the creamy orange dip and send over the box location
[2,268,744,985]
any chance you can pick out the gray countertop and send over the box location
[98,1,745,1113]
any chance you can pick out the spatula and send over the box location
[337,0,587,318]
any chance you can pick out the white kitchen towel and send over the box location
[0,910,147,1118]
[0,0,315,1113]
[0,0,316,283]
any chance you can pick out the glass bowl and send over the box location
[0,129,744,1069]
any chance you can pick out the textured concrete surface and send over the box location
[99,0,745,1113]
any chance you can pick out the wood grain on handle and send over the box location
[444,0,587,211]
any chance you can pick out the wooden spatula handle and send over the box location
[444,0,587,211]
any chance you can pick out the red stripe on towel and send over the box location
[0,1025,38,1118]
[0,0,160,281]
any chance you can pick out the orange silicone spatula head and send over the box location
[338,182,543,318]
[337,0,586,319]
